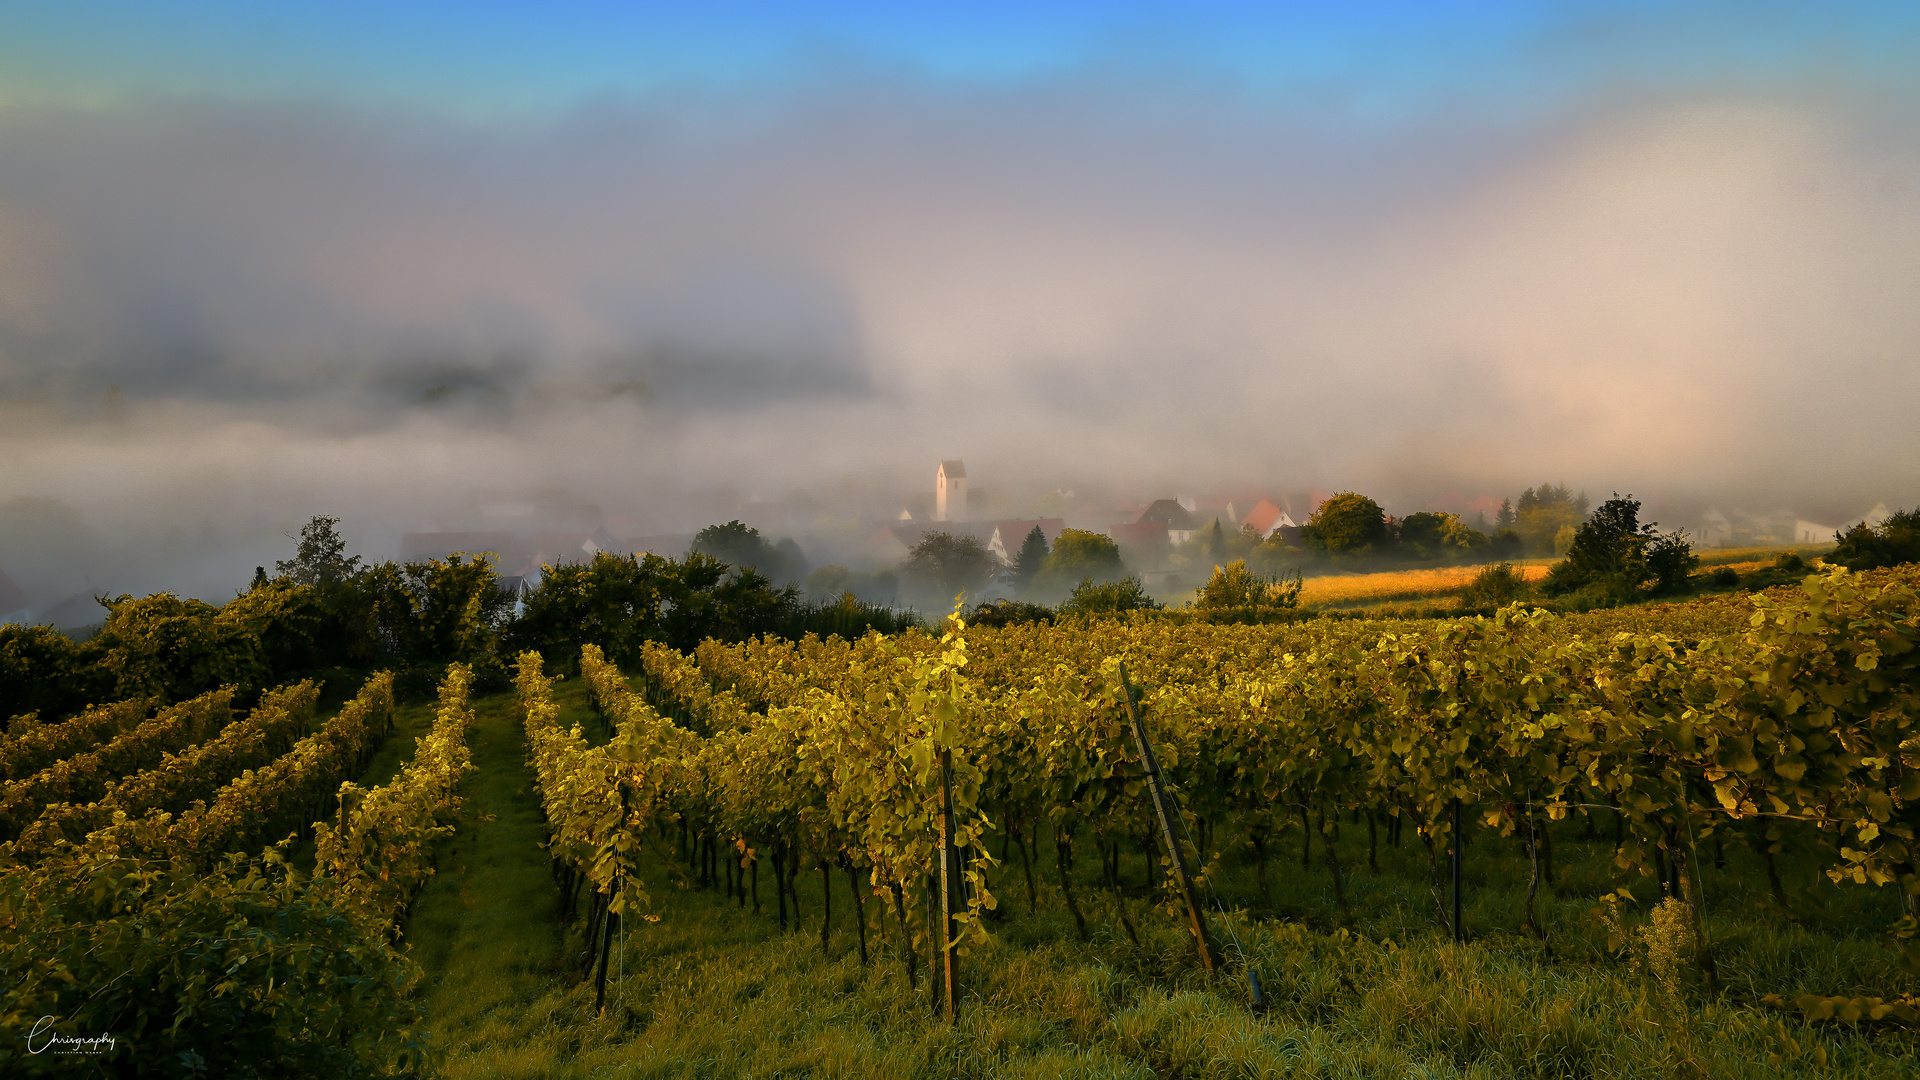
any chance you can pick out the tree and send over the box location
[769,537,809,585]
[1643,530,1698,595]
[360,554,516,663]
[1196,519,1227,565]
[1543,493,1696,599]
[1245,532,1302,578]
[1188,518,1256,569]
[805,564,858,603]
[901,531,1000,608]
[690,520,765,566]
[511,550,798,663]
[1494,498,1517,532]
[275,516,362,587]
[1827,507,1920,570]
[1035,528,1127,599]
[1396,511,1491,562]
[1301,493,1388,558]
[222,578,335,674]
[1514,484,1584,557]
[690,520,806,584]
[1009,525,1050,596]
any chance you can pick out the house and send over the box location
[1134,499,1200,545]
[1240,499,1296,540]
[1109,521,1173,555]
[1188,492,1272,526]
[936,460,968,522]
[1693,509,1734,548]
[1792,519,1840,545]
[0,567,29,626]
[864,525,920,564]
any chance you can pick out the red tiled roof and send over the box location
[1242,499,1286,535]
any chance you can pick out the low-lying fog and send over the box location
[2,64,1917,611]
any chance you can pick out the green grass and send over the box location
[399,683,1920,1078]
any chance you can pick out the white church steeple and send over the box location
[936,460,967,522]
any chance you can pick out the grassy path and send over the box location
[407,689,570,1073]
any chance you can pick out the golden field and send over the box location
[1298,561,1554,608]
[1292,543,1833,609]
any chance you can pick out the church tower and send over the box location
[936,460,967,522]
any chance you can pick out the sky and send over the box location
[1,2,1918,605]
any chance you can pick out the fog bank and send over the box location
[2,76,1917,608]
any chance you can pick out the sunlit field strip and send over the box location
[1298,562,1553,607]
[1291,544,1835,609]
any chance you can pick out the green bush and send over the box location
[967,599,1055,628]
[1194,559,1301,611]
[783,593,921,639]
[1459,562,1530,607]
[0,625,108,729]
[83,593,268,706]
[0,849,428,1078]
[1035,529,1129,599]
[1059,575,1161,616]
[1827,507,1920,570]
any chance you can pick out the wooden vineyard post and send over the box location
[593,891,617,1015]
[773,842,788,930]
[1117,662,1217,972]
[595,782,629,1016]
[938,748,961,1021]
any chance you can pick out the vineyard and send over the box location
[423,562,1917,1077]
[0,666,474,1076]
[2,564,1917,1076]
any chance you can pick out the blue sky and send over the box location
[4,2,1915,117]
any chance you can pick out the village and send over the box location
[1,458,1897,633]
